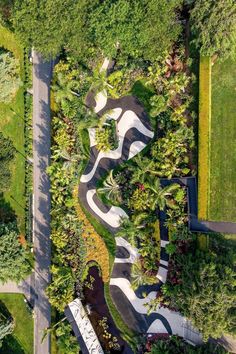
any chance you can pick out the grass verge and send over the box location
[208,58,236,222]
[198,56,211,220]
[0,25,25,233]
[0,294,33,354]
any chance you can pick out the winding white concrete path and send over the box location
[81,110,154,183]
[110,277,185,336]
[114,237,139,264]
[86,190,128,228]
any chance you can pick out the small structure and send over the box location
[65,298,104,354]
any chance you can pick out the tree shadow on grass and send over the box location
[0,192,16,223]
[0,301,25,354]
[0,335,25,354]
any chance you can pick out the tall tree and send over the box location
[12,0,79,57]
[0,222,30,283]
[191,0,236,60]
[140,0,183,62]
[12,0,183,61]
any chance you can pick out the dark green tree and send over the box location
[0,222,31,283]
[191,0,236,60]
[12,0,79,57]
[140,0,183,62]
[0,132,15,192]
[12,0,183,61]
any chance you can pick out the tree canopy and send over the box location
[0,222,31,283]
[0,132,15,192]
[0,0,13,26]
[0,48,21,102]
[12,0,183,61]
[190,0,236,60]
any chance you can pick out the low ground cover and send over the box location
[0,294,33,354]
[144,335,228,353]
[208,58,236,222]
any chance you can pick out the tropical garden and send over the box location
[0,0,236,353]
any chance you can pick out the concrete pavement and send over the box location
[32,50,52,354]
[0,275,33,304]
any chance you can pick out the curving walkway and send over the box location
[78,60,188,338]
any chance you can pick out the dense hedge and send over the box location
[198,56,211,220]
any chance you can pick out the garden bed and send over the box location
[83,266,133,353]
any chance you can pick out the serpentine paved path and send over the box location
[32,51,53,354]
[79,61,188,340]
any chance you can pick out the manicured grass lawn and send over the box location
[208,59,236,222]
[0,294,33,354]
[0,25,25,233]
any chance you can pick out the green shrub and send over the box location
[0,48,22,102]
[0,132,15,192]
[95,120,118,152]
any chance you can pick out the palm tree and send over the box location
[144,177,180,210]
[116,217,143,246]
[129,155,158,184]
[98,170,122,204]
[60,149,84,169]
[52,72,81,106]
[90,68,113,92]
[131,261,156,290]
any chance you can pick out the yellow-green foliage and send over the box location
[197,233,209,251]
[198,56,211,220]
[73,187,110,283]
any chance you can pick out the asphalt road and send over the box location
[32,51,52,354]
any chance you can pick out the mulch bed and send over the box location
[83,266,133,354]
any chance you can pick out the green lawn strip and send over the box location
[0,25,26,233]
[104,283,138,351]
[0,294,33,354]
[209,58,236,222]
[198,56,211,220]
